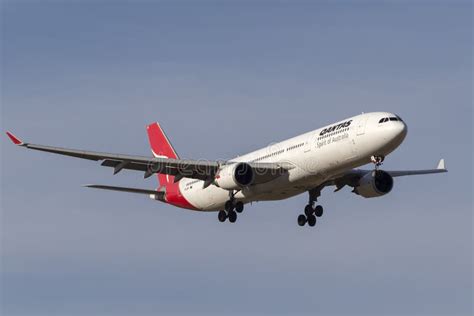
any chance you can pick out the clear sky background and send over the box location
[1,1,472,316]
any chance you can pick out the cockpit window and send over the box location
[379,117,401,123]
[396,115,404,122]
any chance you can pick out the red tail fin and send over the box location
[146,123,179,187]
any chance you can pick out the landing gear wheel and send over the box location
[225,200,234,212]
[307,214,316,227]
[304,204,314,216]
[297,214,307,227]
[371,155,385,169]
[314,205,323,217]
[228,211,237,223]
[235,202,244,213]
[218,210,227,222]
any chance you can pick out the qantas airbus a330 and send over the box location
[6,112,447,227]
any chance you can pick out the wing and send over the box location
[6,131,219,180]
[325,159,448,191]
[6,131,290,185]
[385,159,447,177]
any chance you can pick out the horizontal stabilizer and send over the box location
[84,184,164,199]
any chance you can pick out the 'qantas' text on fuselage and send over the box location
[319,120,353,136]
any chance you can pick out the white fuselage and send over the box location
[180,112,407,211]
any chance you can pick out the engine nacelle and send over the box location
[354,170,394,198]
[215,162,254,190]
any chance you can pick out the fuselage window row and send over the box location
[186,179,200,187]
[251,146,300,163]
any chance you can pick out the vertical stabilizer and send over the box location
[146,123,180,187]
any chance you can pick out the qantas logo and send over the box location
[151,149,168,159]
[319,120,352,136]
[150,150,171,182]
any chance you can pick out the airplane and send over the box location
[6,112,447,227]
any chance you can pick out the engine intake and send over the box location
[354,170,393,198]
[215,162,254,190]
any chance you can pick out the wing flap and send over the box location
[101,159,148,172]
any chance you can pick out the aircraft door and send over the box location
[304,132,319,153]
[356,116,368,136]
[302,133,319,175]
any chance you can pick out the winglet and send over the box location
[437,159,446,170]
[6,131,25,146]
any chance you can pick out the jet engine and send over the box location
[215,162,254,190]
[353,170,393,198]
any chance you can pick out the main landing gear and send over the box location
[298,187,324,227]
[218,190,244,223]
[297,204,323,227]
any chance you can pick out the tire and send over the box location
[225,200,234,212]
[235,201,244,213]
[218,210,227,222]
[304,204,314,216]
[307,214,316,227]
[297,214,307,226]
[314,205,323,217]
[228,211,237,223]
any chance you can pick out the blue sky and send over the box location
[1,1,472,316]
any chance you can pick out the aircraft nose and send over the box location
[394,120,408,142]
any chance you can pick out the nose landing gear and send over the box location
[371,155,385,169]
